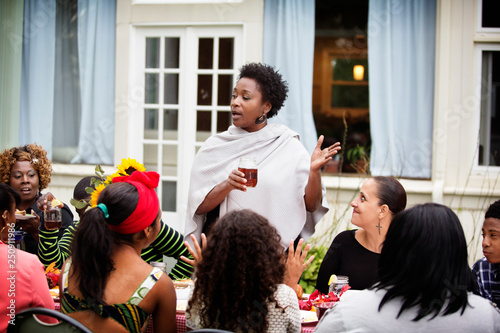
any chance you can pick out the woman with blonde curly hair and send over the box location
[0,144,73,254]
[183,209,312,333]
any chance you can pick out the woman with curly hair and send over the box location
[0,144,73,253]
[185,63,341,247]
[183,209,311,332]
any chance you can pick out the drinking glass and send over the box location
[238,157,258,187]
[44,201,62,231]
[329,275,349,297]
[13,231,26,250]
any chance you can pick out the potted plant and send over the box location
[345,144,370,174]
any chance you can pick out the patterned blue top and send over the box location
[472,257,500,307]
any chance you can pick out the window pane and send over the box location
[164,73,179,104]
[145,73,159,104]
[217,74,233,106]
[197,75,212,105]
[482,0,500,28]
[331,85,369,108]
[217,111,231,132]
[218,38,234,69]
[198,38,214,69]
[144,109,158,140]
[162,181,177,212]
[144,144,158,172]
[332,59,369,81]
[146,38,160,68]
[162,144,177,174]
[163,109,178,140]
[196,110,212,141]
[479,51,500,166]
[164,37,180,68]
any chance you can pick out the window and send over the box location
[475,1,500,167]
[478,49,500,166]
[131,26,242,230]
[313,0,370,174]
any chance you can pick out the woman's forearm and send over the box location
[195,181,233,215]
[304,169,323,212]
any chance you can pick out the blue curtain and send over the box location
[71,0,115,164]
[20,0,56,156]
[20,0,115,164]
[263,0,318,155]
[368,0,437,178]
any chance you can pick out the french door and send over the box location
[130,25,243,232]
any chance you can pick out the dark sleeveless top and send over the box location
[61,259,163,332]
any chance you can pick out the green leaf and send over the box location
[70,198,89,209]
[95,165,105,179]
[85,186,94,194]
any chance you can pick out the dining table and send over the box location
[144,312,317,333]
[52,292,319,332]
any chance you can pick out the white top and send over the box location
[314,289,500,333]
[187,283,301,333]
[185,123,328,247]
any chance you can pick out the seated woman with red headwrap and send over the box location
[59,171,176,333]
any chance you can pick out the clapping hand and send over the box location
[181,233,207,268]
[311,135,341,171]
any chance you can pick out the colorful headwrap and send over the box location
[108,171,160,234]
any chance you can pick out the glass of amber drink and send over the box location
[238,157,258,188]
[44,200,62,231]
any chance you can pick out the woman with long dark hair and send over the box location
[315,203,500,332]
[184,209,310,333]
[60,171,176,333]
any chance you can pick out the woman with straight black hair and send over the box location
[60,171,176,333]
[315,203,500,332]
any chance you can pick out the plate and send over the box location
[16,214,36,220]
[300,310,318,325]
[50,287,60,301]
[176,299,188,313]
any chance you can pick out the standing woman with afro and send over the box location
[0,144,73,254]
[185,63,341,247]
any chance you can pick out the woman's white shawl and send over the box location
[184,124,329,247]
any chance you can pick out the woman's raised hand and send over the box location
[310,135,341,171]
[284,238,314,289]
[181,233,207,268]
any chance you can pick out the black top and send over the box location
[315,230,380,294]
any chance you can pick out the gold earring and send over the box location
[0,226,8,243]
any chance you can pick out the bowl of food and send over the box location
[312,301,336,320]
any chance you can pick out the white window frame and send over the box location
[128,24,243,232]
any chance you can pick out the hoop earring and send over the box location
[0,226,8,243]
[255,114,267,125]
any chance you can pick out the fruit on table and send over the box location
[51,199,63,208]
[295,284,303,299]
[328,274,337,285]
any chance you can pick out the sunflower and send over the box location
[105,172,122,184]
[90,183,106,208]
[116,158,146,176]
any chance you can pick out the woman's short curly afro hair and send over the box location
[0,143,52,190]
[238,63,289,118]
